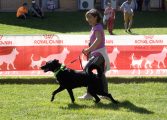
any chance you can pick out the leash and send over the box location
[66,52,86,70]
[54,52,88,76]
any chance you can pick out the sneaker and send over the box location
[78,93,93,100]
[109,32,114,35]
[99,96,111,101]
[128,29,132,33]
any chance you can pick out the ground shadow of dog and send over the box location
[60,100,154,114]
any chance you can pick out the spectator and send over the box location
[136,0,143,11]
[30,0,44,18]
[78,9,110,100]
[104,2,115,35]
[47,0,56,11]
[120,0,134,33]
[104,0,110,6]
[16,3,28,20]
[131,0,138,10]
[144,0,150,11]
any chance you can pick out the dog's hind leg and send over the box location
[51,86,65,102]
[66,89,75,103]
[103,93,119,104]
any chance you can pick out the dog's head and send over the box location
[41,59,61,72]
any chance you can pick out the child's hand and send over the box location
[82,48,90,56]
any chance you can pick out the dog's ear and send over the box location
[53,59,59,63]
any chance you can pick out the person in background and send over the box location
[78,9,111,100]
[120,0,134,33]
[144,0,150,11]
[16,3,28,20]
[136,0,143,11]
[47,0,56,11]
[104,2,115,35]
[30,0,44,18]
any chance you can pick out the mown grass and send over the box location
[0,81,167,120]
[0,11,167,35]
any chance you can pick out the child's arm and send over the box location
[119,3,124,12]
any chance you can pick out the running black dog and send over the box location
[41,59,118,104]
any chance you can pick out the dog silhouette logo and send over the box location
[30,54,44,69]
[0,48,19,70]
[0,35,3,40]
[145,47,167,69]
[43,47,70,64]
[144,47,167,74]
[108,47,120,68]
[130,53,144,75]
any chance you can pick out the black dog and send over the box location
[41,59,118,104]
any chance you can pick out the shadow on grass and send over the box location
[60,100,154,114]
[0,12,88,33]
[0,77,167,84]
[0,11,167,34]
[127,31,139,35]
[0,77,56,84]
[108,77,167,84]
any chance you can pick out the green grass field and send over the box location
[0,78,167,120]
[0,11,167,120]
[0,77,167,120]
[0,11,167,35]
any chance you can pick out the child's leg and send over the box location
[110,19,115,31]
[18,15,26,20]
[78,56,98,99]
[87,55,108,93]
[124,13,129,31]
[78,55,108,99]
[101,73,108,93]
[124,22,128,31]
[107,18,115,34]
[128,15,133,30]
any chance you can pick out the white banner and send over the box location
[0,34,167,77]
[0,35,166,46]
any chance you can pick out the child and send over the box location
[120,0,134,33]
[16,3,28,19]
[104,2,115,35]
[78,9,111,100]
[47,0,56,11]
[30,0,44,18]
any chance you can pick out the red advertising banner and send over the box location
[0,34,167,76]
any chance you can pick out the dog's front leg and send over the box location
[66,89,75,103]
[51,86,65,102]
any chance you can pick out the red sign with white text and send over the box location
[0,35,167,76]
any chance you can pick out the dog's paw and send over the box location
[113,100,119,104]
[51,97,54,102]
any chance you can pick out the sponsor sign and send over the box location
[0,34,167,76]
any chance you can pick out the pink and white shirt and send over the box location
[104,7,115,20]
